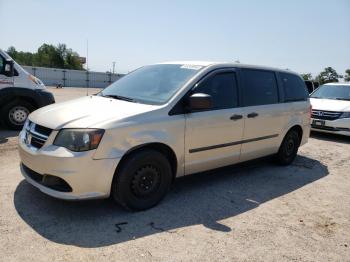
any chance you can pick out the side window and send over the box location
[0,55,4,74]
[194,72,238,110]
[242,69,279,106]
[280,73,308,101]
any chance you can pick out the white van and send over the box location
[18,62,310,211]
[0,49,55,130]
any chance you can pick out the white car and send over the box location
[18,62,310,210]
[310,83,350,136]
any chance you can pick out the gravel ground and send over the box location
[0,88,349,261]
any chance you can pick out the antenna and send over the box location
[86,39,89,96]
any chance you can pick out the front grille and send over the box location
[34,124,52,137]
[25,121,52,149]
[22,164,72,192]
[311,110,342,120]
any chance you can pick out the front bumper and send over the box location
[311,118,350,136]
[18,130,119,200]
[36,89,55,107]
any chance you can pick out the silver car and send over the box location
[18,62,311,210]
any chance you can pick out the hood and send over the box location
[310,98,350,112]
[29,96,157,129]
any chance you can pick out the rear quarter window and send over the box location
[280,73,308,102]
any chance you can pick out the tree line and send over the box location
[6,44,84,70]
[5,44,350,81]
[301,67,350,84]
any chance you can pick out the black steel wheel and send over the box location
[111,149,173,211]
[276,129,300,165]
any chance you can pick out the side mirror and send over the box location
[187,93,213,111]
[4,59,14,77]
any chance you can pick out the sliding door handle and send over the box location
[247,112,259,118]
[230,114,243,120]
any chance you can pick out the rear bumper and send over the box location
[311,117,350,136]
[18,131,120,200]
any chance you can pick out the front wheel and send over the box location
[111,149,173,211]
[1,100,35,130]
[276,130,300,165]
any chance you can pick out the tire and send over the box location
[111,149,173,211]
[1,100,35,130]
[276,129,300,165]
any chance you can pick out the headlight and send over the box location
[53,129,105,152]
[340,112,350,119]
[28,75,41,85]
[22,118,30,131]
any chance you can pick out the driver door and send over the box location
[184,69,245,175]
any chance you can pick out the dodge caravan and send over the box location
[0,49,55,130]
[19,62,310,210]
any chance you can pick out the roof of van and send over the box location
[158,61,298,75]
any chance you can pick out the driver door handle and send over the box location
[230,114,243,121]
[247,112,259,118]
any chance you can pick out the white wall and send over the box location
[23,66,124,88]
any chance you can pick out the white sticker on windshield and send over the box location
[180,64,203,70]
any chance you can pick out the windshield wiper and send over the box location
[102,94,137,102]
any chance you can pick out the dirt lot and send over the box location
[0,87,349,261]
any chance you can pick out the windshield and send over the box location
[311,84,350,101]
[100,64,203,105]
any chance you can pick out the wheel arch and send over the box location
[0,87,40,109]
[114,142,178,181]
[285,124,303,145]
[11,96,38,108]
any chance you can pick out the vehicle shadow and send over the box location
[14,155,328,248]
[311,131,350,144]
[0,128,19,144]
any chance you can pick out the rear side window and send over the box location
[280,73,308,101]
[241,69,279,106]
[194,72,238,110]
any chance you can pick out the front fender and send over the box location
[0,87,55,107]
[94,129,180,159]
[92,116,185,175]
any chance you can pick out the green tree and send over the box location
[7,46,35,66]
[6,43,83,70]
[316,67,340,84]
[36,44,64,68]
[6,46,17,58]
[345,69,350,82]
[301,73,312,81]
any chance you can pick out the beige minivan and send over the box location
[18,62,311,210]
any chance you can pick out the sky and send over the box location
[1,0,349,76]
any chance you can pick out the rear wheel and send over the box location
[1,100,35,130]
[276,129,300,165]
[111,149,173,211]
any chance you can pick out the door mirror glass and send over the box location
[3,60,14,77]
[188,93,213,111]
